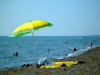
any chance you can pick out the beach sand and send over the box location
[0,47,100,75]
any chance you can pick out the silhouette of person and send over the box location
[73,48,76,52]
[16,52,18,56]
[84,42,86,45]
[90,42,93,48]
[13,53,16,56]
[48,50,50,52]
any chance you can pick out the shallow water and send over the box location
[0,36,100,71]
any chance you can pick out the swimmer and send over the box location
[13,53,16,56]
[64,42,68,45]
[14,52,18,56]
[73,48,76,52]
[16,52,18,56]
[48,50,50,52]
[6,44,8,46]
[84,42,86,45]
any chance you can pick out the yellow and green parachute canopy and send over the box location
[9,20,53,38]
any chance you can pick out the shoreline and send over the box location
[0,46,93,71]
[0,45,94,71]
[0,46,100,75]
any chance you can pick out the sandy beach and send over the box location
[0,46,100,75]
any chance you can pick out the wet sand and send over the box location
[0,47,100,75]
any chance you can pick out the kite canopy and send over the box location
[9,20,53,38]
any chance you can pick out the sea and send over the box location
[0,36,100,71]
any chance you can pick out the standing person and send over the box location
[90,42,93,48]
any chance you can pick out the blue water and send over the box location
[0,36,100,71]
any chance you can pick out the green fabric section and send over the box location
[33,23,53,31]
[9,29,34,38]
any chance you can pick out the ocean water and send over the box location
[0,36,100,71]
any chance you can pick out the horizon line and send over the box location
[0,35,100,37]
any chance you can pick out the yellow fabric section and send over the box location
[11,20,51,35]
[39,61,78,68]
[30,20,49,28]
[11,22,32,34]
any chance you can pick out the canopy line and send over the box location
[32,32,39,60]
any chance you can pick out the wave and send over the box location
[56,45,97,60]
[67,46,96,58]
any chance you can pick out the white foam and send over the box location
[57,56,65,59]
[67,46,95,57]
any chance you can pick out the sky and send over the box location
[0,0,100,36]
